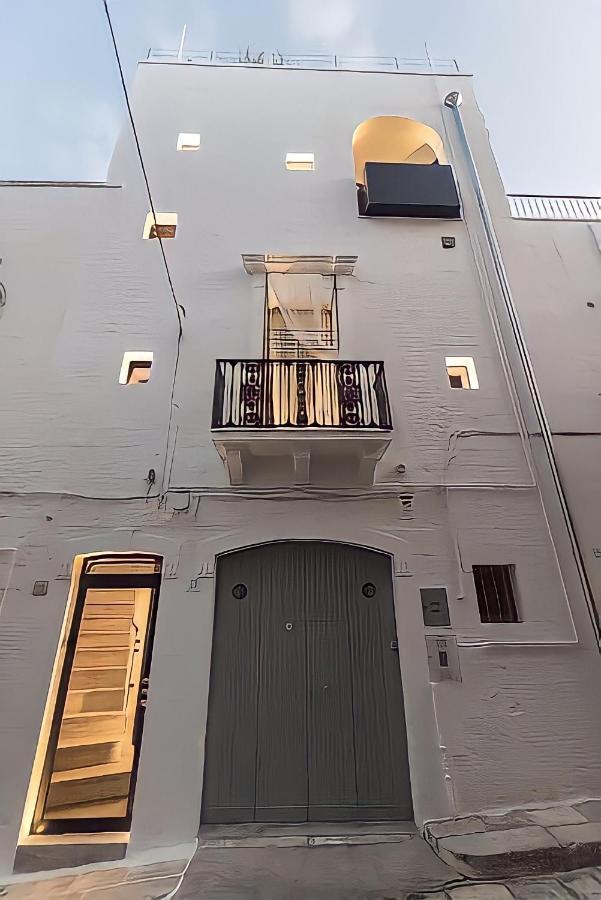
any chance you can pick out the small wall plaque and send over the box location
[441,236,456,249]
[32,581,48,596]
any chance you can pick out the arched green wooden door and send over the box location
[202,541,412,823]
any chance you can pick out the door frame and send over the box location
[30,553,162,836]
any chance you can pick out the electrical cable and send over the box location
[101,0,183,492]
[0,492,161,502]
[161,838,198,899]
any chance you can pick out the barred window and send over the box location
[473,564,520,623]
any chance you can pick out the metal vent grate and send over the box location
[508,195,601,222]
[472,564,520,623]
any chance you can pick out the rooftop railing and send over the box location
[508,195,601,222]
[146,48,459,74]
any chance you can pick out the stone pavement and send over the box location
[4,809,601,898]
[3,852,601,899]
[425,800,601,879]
[0,856,188,899]
[408,866,601,898]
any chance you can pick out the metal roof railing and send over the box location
[508,194,601,222]
[146,48,460,74]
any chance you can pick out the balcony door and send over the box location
[202,541,412,823]
[263,272,340,426]
[31,555,161,835]
[264,272,339,361]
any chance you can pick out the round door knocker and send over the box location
[362,582,376,598]
[285,622,293,631]
[232,583,247,599]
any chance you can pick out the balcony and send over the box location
[359,162,461,218]
[212,359,393,486]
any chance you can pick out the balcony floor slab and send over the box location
[212,431,393,487]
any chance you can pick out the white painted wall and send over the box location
[0,62,600,873]
[497,216,601,611]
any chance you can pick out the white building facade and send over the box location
[0,54,600,874]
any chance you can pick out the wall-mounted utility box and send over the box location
[426,634,461,683]
[421,587,450,627]
[361,162,461,218]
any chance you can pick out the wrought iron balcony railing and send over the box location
[212,359,392,430]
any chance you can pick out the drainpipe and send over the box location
[443,90,600,648]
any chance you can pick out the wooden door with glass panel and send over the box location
[31,555,161,835]
[265,272,340,425]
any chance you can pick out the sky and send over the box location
[1,0,600,195]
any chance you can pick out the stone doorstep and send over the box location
[426,802,601,878]
[424,800,601,877]
[436,835,601,879]
[198,832,415,849]
[428,816,487,842]
[436,826,557,877]
[427,806,589,844]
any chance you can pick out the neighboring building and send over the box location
[0,50,600,874]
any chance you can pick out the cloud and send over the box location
[288,0,360,41]
[40,97,122,181]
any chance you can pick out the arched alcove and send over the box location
[352,115,447,185]
[351,116,459,218]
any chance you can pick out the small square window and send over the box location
[448,367,469,389]
[285,152,315,171]
[420,588,450,627]
[446,356,479,389]
[143,212,177,239]
[177,132,201,151]
[119,352,153,385]
[473,564,520,623]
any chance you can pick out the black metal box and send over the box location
[361,162,460,218]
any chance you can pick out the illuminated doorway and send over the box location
[30,554,161,835]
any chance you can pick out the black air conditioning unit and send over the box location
[360,162,460,218]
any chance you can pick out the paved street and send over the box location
[3,828,601,899]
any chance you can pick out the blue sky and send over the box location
[2,0,600,194]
